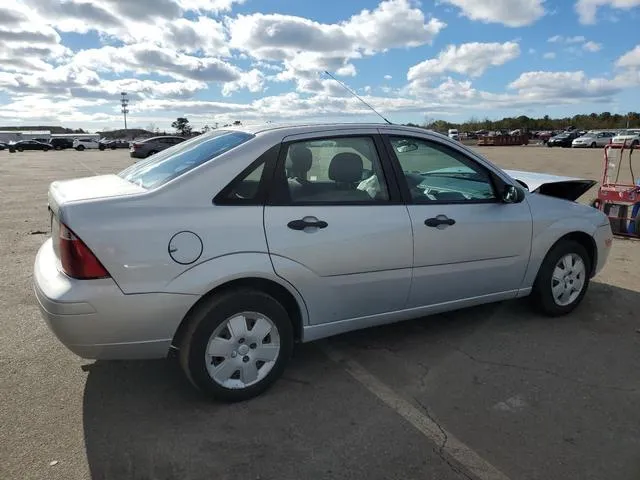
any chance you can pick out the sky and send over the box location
[0,0,639,132]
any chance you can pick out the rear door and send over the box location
[380,129,533,309]
[263,130,413,325]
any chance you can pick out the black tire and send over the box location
[179,288,294,402]
[76,145,85,151]
[590,142,596,148]
[530,240,591,316]
[111,145,117,150]
[17,148,23,152]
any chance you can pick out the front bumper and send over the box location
[33,238,198,360]
[592,223,613,277]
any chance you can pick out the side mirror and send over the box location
[502,184,525,203]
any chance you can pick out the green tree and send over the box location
[171,117,192,136]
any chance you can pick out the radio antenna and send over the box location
[323,70,392,125]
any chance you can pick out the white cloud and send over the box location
[71,43,241,83]
[583,41,602,52]
[384,75,393,80]
[177,0,246,13]
[548,35,587,44]
[441,0,545,27]
[575,0,640,24]
[407,42,520,90]
[615,44,640,68]
[227,0,445,92]
[543,52,556,59]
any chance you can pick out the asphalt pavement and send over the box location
[1,148,639,480]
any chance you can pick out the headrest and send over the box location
[287,145,313,174]
[329,153,363,183]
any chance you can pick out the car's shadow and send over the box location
[82,281,640,480]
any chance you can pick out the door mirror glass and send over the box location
[502,185,524,203]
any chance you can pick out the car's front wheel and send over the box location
[531,240,591,316]
[76,145,85,151]
[179,289,293,402]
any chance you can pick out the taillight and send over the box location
[58,222,110,279]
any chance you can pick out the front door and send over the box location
[381,132,533,309]
[264,132,413,325]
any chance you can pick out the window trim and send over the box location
[266,133,403,206]
[213,143,280,206]
[381,134,502,206]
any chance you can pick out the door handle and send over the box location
[287,218,328,230]
[425,216,456,228]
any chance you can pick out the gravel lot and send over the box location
[1,145,639,480]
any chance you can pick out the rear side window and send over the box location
[118,130,254,189]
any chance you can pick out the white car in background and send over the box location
[73,138,100,151]
[611,129,640,147]
[447,129,460,141]
[571,131,615,148]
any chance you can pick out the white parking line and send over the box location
[323,344,512,480]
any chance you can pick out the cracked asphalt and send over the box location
[1,146,639,480]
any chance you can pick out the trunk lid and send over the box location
[504,169,597,201]
[48,174,146,215]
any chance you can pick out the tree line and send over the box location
[409,112,640,133]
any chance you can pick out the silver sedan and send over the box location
[33,123,613,402]
[571,131,615,148]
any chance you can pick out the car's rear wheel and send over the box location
[531,240,591,316]
[76,145,85,151]
[179,289,293,402]
[590,142,596,148]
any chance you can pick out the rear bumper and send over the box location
[129,150,147,158]
[33,238,198,360]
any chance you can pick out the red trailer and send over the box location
[592,142,640,238]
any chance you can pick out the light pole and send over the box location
[120,92,129,131]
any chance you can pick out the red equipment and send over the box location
[592,141,640,238]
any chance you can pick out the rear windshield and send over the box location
[118,130,254,189]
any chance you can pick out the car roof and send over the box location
[221,122,440,138]
[144,135,184,141]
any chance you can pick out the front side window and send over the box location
[118,130,254,189]
[389,136,496,203]
[281,136,389,204]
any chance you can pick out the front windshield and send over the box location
[118,130,254,189]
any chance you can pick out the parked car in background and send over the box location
[73,138,100,151]
[611,129,640,147]
[447,129,460,141]
[571,131,615,148]
[8,140,51,152]
[0,142,7,150]
[547,131,579,148]
[99,139,130,150]
[34,123,612,402]
[129,135,186,159]
[49,138,74,150]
